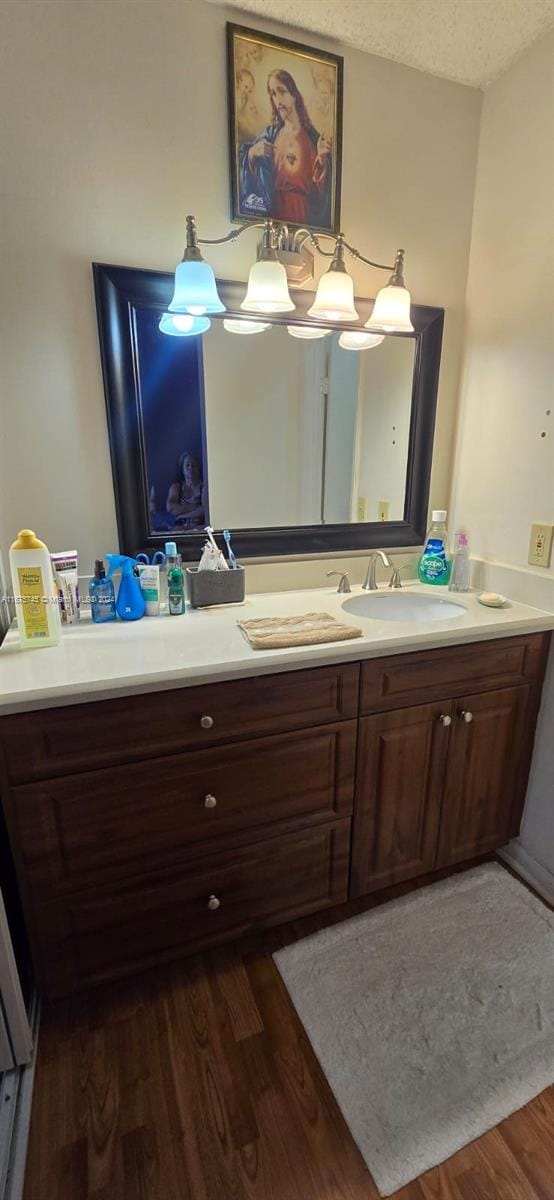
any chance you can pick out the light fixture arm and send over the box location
[293,226,401,275]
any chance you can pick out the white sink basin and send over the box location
[342,592,467,623]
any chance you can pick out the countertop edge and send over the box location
[1,614,552,716]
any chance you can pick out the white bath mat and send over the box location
[273,864,554,1195]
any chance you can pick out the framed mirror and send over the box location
[93,263,444,559]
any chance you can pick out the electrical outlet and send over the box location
[377,499,390,522]
[357,497,366,521]
[528,522,554,567]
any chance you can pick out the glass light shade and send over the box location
[223,318,270,335]
[287,325,331,340]
[241,259,295,314]
[158,312,211,337]
[365,284,414,332]
[307,268,359,322]
[168,260,225,315]
[338,331,385,351]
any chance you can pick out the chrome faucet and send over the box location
[326,570,351,594]
[362,551,392,591]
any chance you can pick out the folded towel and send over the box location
[238,611,362,650]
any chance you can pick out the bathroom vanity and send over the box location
[0,594,550,998]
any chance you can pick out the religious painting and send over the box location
[227,23,343,234]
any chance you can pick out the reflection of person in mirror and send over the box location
[166,451,205,527]
[239,69,332,227]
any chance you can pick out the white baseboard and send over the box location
[499,840,554,905]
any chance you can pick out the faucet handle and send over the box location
[326,571,351,594]
[388,567,402,589]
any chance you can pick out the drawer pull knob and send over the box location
[204,794,217,809]
[460,710,474,723]
[207,894,221,911]
[439,714,452,727]
[200,715,214,730]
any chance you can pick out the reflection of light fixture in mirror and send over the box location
[241,222,295,314]
[223,318,270,335]
[307,236,359,322]
[364,251,414,333]
[168,217,225,316]
[287,325,331,340]
[159,312,211,337]
[338,331,385,351]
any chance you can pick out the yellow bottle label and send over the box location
[17,567,50,639]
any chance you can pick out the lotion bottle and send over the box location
[9,529,62,649]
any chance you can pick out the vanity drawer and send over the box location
[13,722,357,897]
[1,662,360,784]
[35,820,351,997]
[360,633,548,714]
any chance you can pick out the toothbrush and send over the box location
[223,529,238,570]
[204,526,229,570]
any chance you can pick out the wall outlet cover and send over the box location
[528,522,554,568]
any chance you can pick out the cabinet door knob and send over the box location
[204,793,217,809]
[207,894,221,911]
[200,715,214,730]
[439,714,452,727]
[460,710,473,723]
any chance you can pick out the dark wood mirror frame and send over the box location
[93,262,444,560]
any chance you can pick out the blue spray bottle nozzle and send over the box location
[105,554,145,620]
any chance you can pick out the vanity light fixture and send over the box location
[165,217,225,317]
[287,325,331,340]
[158,312,211,337]
[364,250,414,333]
[240,222,295,314]
[223,318,271,335]
[307,234,360,322]
[338,331,385,351]
[162,214,413,336]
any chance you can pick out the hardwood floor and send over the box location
[23,860,554,1200]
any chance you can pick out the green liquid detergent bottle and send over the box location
[418,510,452,586]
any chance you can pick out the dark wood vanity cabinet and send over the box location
[0,634,549,997]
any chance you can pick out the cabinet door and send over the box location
[350,701,452,897]
[436,685,532,868]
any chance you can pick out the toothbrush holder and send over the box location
[186,565,246,608]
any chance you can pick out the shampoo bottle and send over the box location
[418,511,451,586]
[9,529,62,649]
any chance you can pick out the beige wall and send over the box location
[0,0,481,574]
[449,31,554,884]
[449,30,554,575]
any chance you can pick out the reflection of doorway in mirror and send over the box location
[353,338,415,522]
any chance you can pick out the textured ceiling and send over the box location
[206,0,554,88]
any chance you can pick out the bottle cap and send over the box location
[165,541,177,556]
[94,559,106,578]
[432,510,447,522]
[10,529,46,551]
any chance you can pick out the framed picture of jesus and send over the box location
[227,23,343,235]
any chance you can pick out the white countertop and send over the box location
[0,582,552,715]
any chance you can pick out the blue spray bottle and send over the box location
[106,555,146,620]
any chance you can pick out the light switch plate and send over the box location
[528,522,554,567]
[357,497,366,521]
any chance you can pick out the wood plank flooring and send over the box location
[23,861,554,1199]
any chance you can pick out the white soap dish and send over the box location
[477,592,508,608]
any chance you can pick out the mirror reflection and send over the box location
[136,309,415,535]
